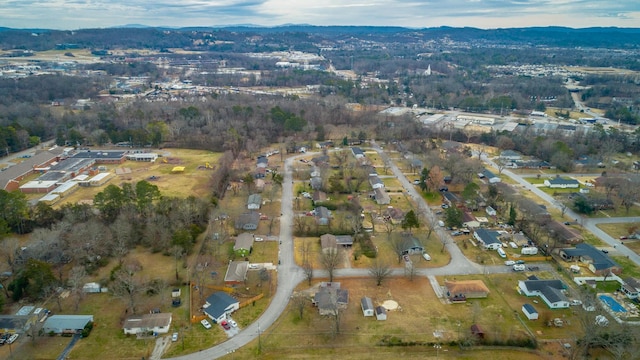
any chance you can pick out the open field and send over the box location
[223,276,580,359]
[53,148,221,208]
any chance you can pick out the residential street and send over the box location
[168,156,305,360]
[480,154,640,266]
[167,146,628,359]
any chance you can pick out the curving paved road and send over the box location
[480,154,640,266]
[168,156,305,360]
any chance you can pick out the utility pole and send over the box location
[257,321,262,354]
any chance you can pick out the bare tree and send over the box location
[390,237,406,264]
[111,260,146,314]
[291,292,307,320]
[320,250,342,283]
[68,266,87,311]
[369,259,392,286]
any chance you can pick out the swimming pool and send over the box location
[599,294,627,313]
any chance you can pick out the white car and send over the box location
[422,253,431,261]
[171,332,178,342]
[504,260,516,266]
[513,264,526,271]
[200,319,212,329]
[228,319,238,328]
[6,333,18,344]
[254,236,264,242]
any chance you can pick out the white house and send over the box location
[544,177,580,189]
[518,279,570,309]
[522,304,539,320]
[247,194,262,210]
[499,150,522,161]
[361,297,374,317]
[480,169,501,183]
[369,175,384,190]
[485,206,497,217]
[123,313,172,335]
[351,147,365,159]
[474,229,502,250]
[43,315,94,335]
[203,292,240,323]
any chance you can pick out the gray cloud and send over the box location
[0,0,637,29]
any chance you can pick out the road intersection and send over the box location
[169,146,633,359]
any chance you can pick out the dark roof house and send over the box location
[560,243,622,275]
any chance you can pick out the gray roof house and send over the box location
[235,212,259,230]
[203,292,240,324]
[373,188,390,205]
[480,169,501,183]
[336,235,353,246]
[473,229,502,250]
[499,150,522,161]
[560,243,621,275]
[351,147,365,159]
[518,279,569,309]
[123,313,171,335]
[544,177,580,188]
[310,176,323,190]
[314,285,349,316]
[320,234,338,254]
[224,261,249,284]
[247,194,262,210]
[233,233,254,256]
[369,175,384,189]
[400,235,424,255]
[44,315,94,335]
[314,206,331,225]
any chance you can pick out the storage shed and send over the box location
[522,303,539,320]
[375,306,387,321]
[361,297,374,317]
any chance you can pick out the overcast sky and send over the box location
[1,0,638,30]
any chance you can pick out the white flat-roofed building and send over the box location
[87,172,114,186]
[38,193,60,205]
[126,153,158,162]
[51,181,79,197]
[20,180,58,194]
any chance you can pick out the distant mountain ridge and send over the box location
[0,26,638,51]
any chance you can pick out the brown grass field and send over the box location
[220,276,580,360]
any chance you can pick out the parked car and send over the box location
[200,319,212,329]
[515,260,525,264]
[513,264,526,272]
[504,260,516,266]
[249,264,260,269]
[254,236,264,242]
[601,249,609,254]
[228,319,238,328]
[527,266,540,271]
[422,253,431,261]
[413,179,421,185]
[172,332,178,342]
[220,320,231,330]
[6,334,18,344]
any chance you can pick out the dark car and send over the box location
[515,260,525,264]
[527,266,540,271]
[601,249,609,254]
